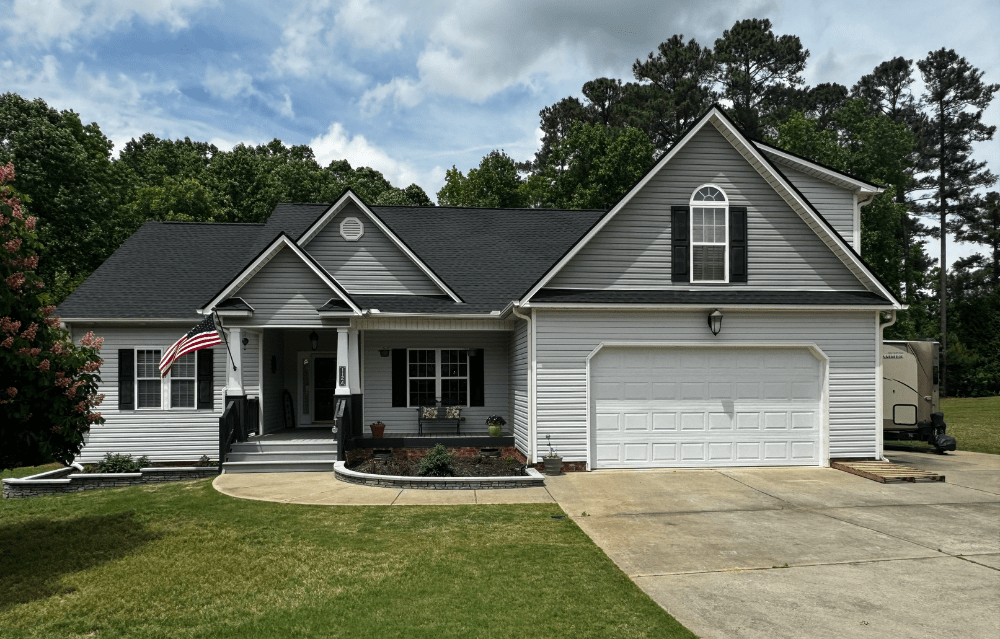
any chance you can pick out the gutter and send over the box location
[877,310,898,461]
[510,304,535,464]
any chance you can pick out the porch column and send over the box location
[335,327,351,395]
[348,329,360,392]
[226,327,243,395]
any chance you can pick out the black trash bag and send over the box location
[934,433,957,452]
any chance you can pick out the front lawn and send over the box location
[885,396,1000,455]
[0,463,62,480]
[0,479,694,639]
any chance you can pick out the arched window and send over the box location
[690,185,729,282]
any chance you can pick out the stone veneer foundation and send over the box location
[2,466,219,499]
[346,445,526,465]
[334,461,545,490]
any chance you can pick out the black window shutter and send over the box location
[729,206,748,283]
[118,349,134,410]
[469,349,485,407]
[671,206,690,283]
[197,349,214,410]
[391,349,407,407]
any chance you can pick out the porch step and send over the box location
[231,441,337,454]
[227,450,338,463]
[221,460,336,474]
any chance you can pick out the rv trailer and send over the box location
[882,340,956,453]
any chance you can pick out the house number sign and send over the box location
[339,366,347,386]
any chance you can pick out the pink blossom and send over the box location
[80,332,102,348]
[55,371,65,379]
[4,238,21,252]
[24,215,35,230]
[39,306,56,317]
[1,337,12,348]
[94,393,105,406]
[17,347,40,357]
[20,322,37,340]
[74,400,87,413]
[5,387,16,398]
[51,341,65,354]
[0,162,13,183]
[80,360,102,372]
[87,412,102,423]
[19,255,39,270]
[37,359,50,371]
[1,317,20,335]
[0,212,6,226]
[55,377,72,388]
[6,272,25,289]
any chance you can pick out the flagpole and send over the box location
[214,312,238,372]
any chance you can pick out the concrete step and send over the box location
[226,451,338,462]
[231,441,338,454]
[221,460,336,474]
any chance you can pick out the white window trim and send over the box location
[169,352,197,410]
[690,184,730,284]
[406,348,470,408]
[135,349,201,411]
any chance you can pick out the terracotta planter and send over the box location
[543,456,563,476]
[370,423,386,438]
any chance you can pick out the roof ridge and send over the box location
[158,221,265,226]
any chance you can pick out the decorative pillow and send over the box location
[446,406,462,419]
[421,406,438,419]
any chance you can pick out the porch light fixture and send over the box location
[241,337,249,351]
[309,330,319,351]
[379,347,391,358]
[708,310,723,336]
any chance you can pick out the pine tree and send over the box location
[915,48,999,395]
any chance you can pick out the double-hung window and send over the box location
[136,350,162,408]
[690,185,728,282]
[170,353,196,408]
[408,349,469,407]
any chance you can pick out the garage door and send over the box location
[591,347,823,468]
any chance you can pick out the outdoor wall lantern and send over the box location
[241,336,249,351]
[708,309,723,336]
[379,347,391,357]
[309,330,319,351]
[466,348,477,357]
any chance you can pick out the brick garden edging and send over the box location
[334,461,545,490]
[2,466,220,499]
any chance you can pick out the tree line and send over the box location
[0,18,997,395]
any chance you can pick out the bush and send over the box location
[96,453,149,473]
[418,444,454,477]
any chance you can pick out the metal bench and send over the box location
[416,404,462,436]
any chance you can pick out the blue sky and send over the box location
[2,0,998,262]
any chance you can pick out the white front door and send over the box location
[591,346,824,469]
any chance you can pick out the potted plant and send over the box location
[543,434,562,476]
[486,415,506,437]
[369,421,386,438]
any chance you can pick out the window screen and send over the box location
[136,350,162,408]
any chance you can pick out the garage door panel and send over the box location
[591,346,822,469]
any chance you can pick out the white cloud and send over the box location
[309,121,442,188]
[335,0,407,52]
[2,0,214,49]
[202,66,255,100]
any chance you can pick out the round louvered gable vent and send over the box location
[339,216,364,241]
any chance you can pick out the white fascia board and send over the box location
[525,303,899,311]
[297,190,464,304]
[58,318,202,325]
[520,115,716,303]
[708,113,901,308]
[757,144,884,195]
[199,234,362,315]
[215,310,253,318]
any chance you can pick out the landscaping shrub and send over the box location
[417,444,454,477]
[96,452,150,473]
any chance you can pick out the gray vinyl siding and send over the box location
[777,163,855,244]
[532,309,878,464]
[303,201,441,295]
[547,123,863,291]
[362,330,509,435]
[260,329,285,434]
[242,330,260,398]
[233,246,335,326]
[72,326,225,463]
[509,321,529,454]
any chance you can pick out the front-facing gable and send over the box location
[525,107,901,307]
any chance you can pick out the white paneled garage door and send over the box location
[591,346,823,468]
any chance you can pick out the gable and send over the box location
[545,123,867,292]
[231,245,346,325]
[773,161,856,245]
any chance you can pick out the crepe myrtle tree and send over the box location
[0,163,105,471]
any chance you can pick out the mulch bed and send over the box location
[348,456,527,477]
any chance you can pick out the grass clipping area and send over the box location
[886,396,1000,456]
[0,479,694,639]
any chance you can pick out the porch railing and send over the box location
[218,396,260,469]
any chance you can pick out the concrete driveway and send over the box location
[544,451,1000,639]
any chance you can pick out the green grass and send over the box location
[1,464,63,480]
[0,480,694,639]
[886,396,1000,455]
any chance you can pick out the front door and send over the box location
[314,357,338,422]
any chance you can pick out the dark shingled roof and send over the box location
[530,289,892,306]
[57,222,265,320]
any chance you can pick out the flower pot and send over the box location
[488,425,502,437]
[370,423,385,438]
[543,456,563,476]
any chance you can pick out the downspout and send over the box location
[877,310,897,461]
[511,305,534,465]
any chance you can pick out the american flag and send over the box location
[159,315,223,377]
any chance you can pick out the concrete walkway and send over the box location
[544,450,1000,639]
[213,471,554,505]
